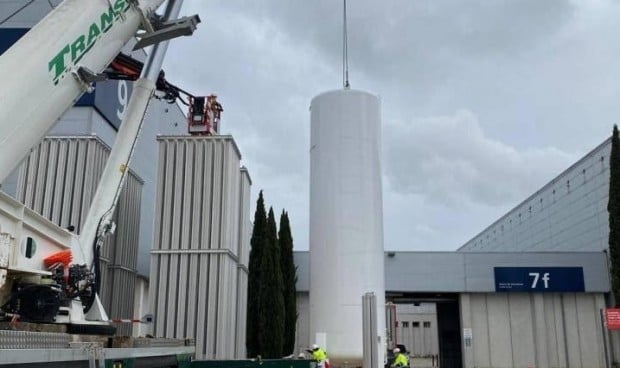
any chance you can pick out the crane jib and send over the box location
[47,0,131,84]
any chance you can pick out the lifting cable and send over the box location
[343,0,350,89]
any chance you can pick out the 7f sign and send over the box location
[494,267,585,292]
[528,272,550,288]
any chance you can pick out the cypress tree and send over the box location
[279,210,298,355]
[609,125,620,304]
[247,191,268,357]
[257,207,285,358]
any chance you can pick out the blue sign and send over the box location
[77,80,134,130]
[494,267,585,292]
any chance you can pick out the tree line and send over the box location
[247,190,298,358]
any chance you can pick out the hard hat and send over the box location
[393,348,400,353]
[312,344,319,350]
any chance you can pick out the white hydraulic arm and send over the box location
[79,0,187,321]
[0,0,164,183]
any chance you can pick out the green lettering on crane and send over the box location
[87,23,101,46]
[113,0,126,14]
[71,35,86,62]
[48,0,131,84]
[48,45,71,85]
[100,7,115,32]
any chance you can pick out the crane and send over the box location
[0,0,199,333]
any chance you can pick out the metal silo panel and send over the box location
[113,172,142,267]
[204,254,219,357]
[69,140,88,231]
[189,142,204,253]
[216,255,232,357]
[152,136,249,359]
[186,253,199,338]
[162,139,176,251]
[172,142,186,251]
[221,255,238,356]
[198,142,213,252]
[180,141,194,252]
[159,254,178,337]
[236,268,248,358]
[238,169,251,267]
[176,253,189,336]
[226,145,241,255]
[221,143,233,254]
[152,253,168,336]
[62,140,79,227]
[42,140,60,217]
[210,142,223,250]
[50,139,67,222]
[195,253,210,356]
[166,252,179,335]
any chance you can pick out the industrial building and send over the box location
[297,137,618,368]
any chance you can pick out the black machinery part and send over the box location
[2,284,61,323]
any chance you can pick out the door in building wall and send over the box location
[436,300,463,368]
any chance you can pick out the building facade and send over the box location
[295,251,610,368]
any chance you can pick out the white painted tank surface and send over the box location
[309,89,386,366]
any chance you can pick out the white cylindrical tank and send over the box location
[309,89,386,366]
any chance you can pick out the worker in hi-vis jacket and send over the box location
[310,344,330,368]
[391,347,409,368]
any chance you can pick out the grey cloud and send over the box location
[383,110,577,207]
[383,190,514,250]
[165,2,619,252]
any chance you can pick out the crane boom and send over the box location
[0,0,164,182]
[0,0,200,329]
[79,0,187,321]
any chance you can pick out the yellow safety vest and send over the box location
[312,348,327,362]
[392,352,409,367]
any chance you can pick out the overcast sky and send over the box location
[162,1,620,252]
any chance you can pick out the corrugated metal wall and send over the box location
[16,137,107,233]
[14,136,142,336]
[460,292,607,368]
[151,136,251,360]
[235,167,251,358]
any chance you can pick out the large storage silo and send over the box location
[309,89,386,366]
